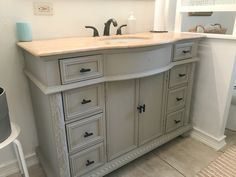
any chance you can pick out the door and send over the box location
[138,73,165,145]
[106,79,138,160]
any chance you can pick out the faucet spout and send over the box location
[103,18,118,36]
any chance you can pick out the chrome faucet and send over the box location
[103,18,118,36]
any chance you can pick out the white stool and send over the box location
[0,123,29,177]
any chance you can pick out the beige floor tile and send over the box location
[9,135,232,177]
[7,164,46,177]
[154,136,222,177]
[106,152,184,177]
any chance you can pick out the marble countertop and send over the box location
[17,32,204,57]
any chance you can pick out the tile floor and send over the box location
[8,130,236,177]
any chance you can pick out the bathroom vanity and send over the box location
[18,32,203,177]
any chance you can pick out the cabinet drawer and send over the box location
[174,43,193,61]
[70,143,105,177]
[166,109,184,133]
[169,64,189,88]
[63,84,104,121]
[66,114,105,153]
[60,55,103,84]
[167,87,187,113]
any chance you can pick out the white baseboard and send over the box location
[190,127,226,151]
[0,153,38,177]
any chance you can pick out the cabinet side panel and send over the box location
[29,82,61,177]
[24,52,61,86]
[106,80,138,160]
[185,63,196,125]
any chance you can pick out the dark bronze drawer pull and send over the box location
[86,160,95,167]
[80,68,91,73]
[176,97,183,101]
[182,50,190,54]
[84,132,94,138]
[178,73,186,77]
[81,99,92,104]
[175,120,181,124]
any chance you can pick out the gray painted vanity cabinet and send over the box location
[21,39,200,177]
[107,73,165,161]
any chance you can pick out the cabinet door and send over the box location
[106,80,138,160]
[139,73,165,145]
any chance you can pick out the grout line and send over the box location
[152,151,187,177]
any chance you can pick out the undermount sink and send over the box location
[99,36,150,44]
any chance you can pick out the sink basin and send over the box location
[99,37,149,44]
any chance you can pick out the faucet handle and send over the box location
[116,24,127,35]
[85,26,99,37]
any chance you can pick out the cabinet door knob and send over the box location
[137,104,146,113]
[84,132,94,138]
[178,73,186,77]
[182,50,190,54]
[86,160,95,167]
[176,97,183,102]
[80,68,91,73]
[137,105,143,113]
[81,99,92,105]
[175,120,181,124]
[142,104,146,113]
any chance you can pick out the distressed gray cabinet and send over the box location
[107,73,166,160]
[138,74,166,145]
[20,37,201,177]
[106,79,138,161]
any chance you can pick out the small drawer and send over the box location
[63,84,104,121]
[174,42,193,61]
[167,87,187,113]
[166,109,184,133]
[66,114,105,153]
[60,55,103,84]
[70,143,105,177]
[169,64,189,88]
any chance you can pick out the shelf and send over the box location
[180,4,236,12]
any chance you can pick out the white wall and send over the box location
[191,38,236,148]
[0,0,155,173]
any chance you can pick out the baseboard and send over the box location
[0,153,38,177]
[36,148,55,177]
[190,127,226,150]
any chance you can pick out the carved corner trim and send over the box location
[49,94,71,177]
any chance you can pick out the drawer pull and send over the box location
[80,68,91,73]
[84,132,94,138]
[178,73,186,77]
[86,160,95,167]
[81,99,92,104]
[175,120,181,124]
[176,97,183,102]
[182,50,190,54]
